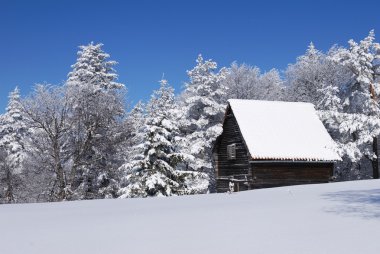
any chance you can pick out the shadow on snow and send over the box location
[321,187,380,220]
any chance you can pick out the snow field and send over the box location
[1,179,379,254]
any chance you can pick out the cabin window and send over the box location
[227,143,236,160]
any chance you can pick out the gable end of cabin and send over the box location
[214,105,252,193]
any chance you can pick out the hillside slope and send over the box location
[1,180,379,254]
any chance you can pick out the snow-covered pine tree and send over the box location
[316,78,354,179]
[125,101,146,150]
[117,101,146,182]
[67,42,124,91]
[0,87,28,203]
[118,79,209,198]
[0,88,28,173]
[330,30,380,179]
[178,54,227,191]
[332,30,379,115]
[118,79,181,197]
[66,42,126,199]
[317,79,342,113]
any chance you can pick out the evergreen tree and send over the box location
[0,87,28,203]
[66,42,126,199]
[329,30,380,179]
[67,42,124,91]
[332,30,379,115]
[178,54,227,191]
[118,80,209,198]
[119,101,146,170]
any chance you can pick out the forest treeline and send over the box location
[0,30,379,203]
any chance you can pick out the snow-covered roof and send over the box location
[228,99,341,161]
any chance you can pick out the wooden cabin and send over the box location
[213,99,341,193]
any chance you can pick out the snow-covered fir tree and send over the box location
[317,78,355,179]
[332,30,379,115]
[0,87,28,203]
[0,88,28,174]
[117,101,146,177]
[67,42,124,91]
[317,79,343,112]
[118,79,209,198]
[66,42,126,199]
[327,30,380,179]
[178,54,227,191]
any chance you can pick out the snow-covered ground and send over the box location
[1,180,379,254]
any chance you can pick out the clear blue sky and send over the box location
[1,0,379,113]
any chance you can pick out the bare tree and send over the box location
[21,84,72,201]
[223,62,284,101]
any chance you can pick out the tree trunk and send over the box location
[372,136,379,179]
[5,165,14,203]
[56,164,66,200]
[370,83,379,179]
[53,139,66,200]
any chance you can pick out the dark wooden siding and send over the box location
[251,162,334,189]
[214,106,251,193]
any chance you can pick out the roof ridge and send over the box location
[227,99,315,106]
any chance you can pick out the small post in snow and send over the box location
[228,181,235,194]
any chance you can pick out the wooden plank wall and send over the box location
[215,107,251,193]
[251,162,334,188]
